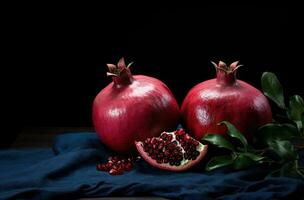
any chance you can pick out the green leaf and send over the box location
[242,152,265,162]
[219,121,248,151]
[256,123,299,146]
[280,162,294,176]
[261,72,286,109]
[266,162,297,178]
[202,134,235,151]
[280,161,301,177]
[298,167,304,178]
[302,113,304,136]
[288,95,304,131]
[289,95,304,120]
[205,155,234,171]
[266,168,281,178]
[233,153,256,170]
[268,140,298,161]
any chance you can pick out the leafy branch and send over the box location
[202,72,304,179]
[203,121,265,171]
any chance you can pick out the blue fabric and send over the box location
[0,133,303,200]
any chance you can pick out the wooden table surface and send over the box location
[11,127,170,200]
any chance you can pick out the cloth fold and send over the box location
[0,132,303,200]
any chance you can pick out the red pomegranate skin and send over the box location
[93,58,180,153]
[181,61,272,140]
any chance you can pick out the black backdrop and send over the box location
[2,4,301,148]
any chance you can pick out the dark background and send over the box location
[2,4,301,148]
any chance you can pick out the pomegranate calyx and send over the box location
[230,61,243,72]
[106,57,134,85]
[211,61,243,74]
[107,57,131,76]
[211,61,243,85]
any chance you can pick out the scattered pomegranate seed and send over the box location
[96,155,136,175]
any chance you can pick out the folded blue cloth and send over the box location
[0,132,303,200]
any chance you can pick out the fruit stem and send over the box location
[107,57,134,86]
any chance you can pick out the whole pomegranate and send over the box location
[93,58,180,153]
[181,61,272,141]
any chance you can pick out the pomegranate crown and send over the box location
[211,61,243,73]
[106,57,133,77]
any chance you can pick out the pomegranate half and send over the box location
[181,61,272,141]
[135,129,208,171]
[93,58,180,153]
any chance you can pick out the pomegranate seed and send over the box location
[193,140,199,146]
[167,134,173,140]
[176,129,185,136]
[97,155,136,175]
[106,162,113,168]
[156,159,162,164]
[109,169,123,175]
[145,138,151,144]
[184,134,191,141]
[151,138,156,144]
[124,163,132,171]
[96,164,108,171]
